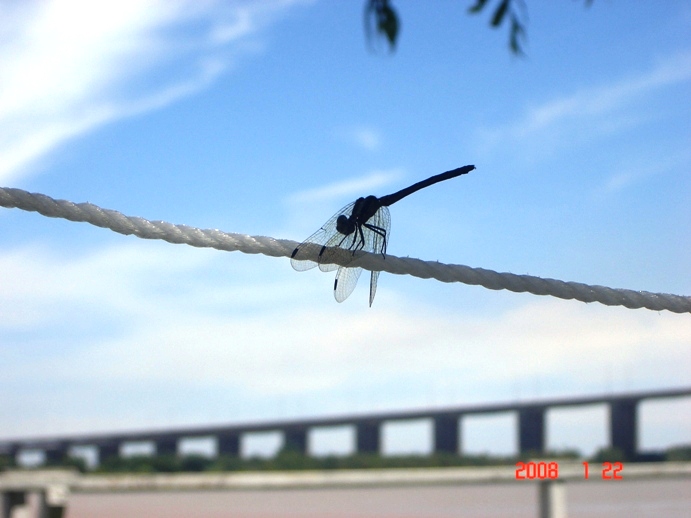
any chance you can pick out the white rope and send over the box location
[1,186,689,314]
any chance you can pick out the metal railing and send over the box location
[2,461,690,518]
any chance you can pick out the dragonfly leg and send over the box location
[355,225,367,252]
[364,223,388,256]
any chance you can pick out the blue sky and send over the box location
[1,0,690,460]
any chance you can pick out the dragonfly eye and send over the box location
[336,215,355,235]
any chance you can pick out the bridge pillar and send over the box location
[610,399,637,460]
[433,415,459,454]
[44,445,68,465]
[1,491,26,518]
[156,439,178,456]
[217,434,240,456]
[283,429,308,454]
[356,422,380,454]
[38,485,69,518]
[97,443,120,465]
[0,445,17,468]
[518,407,545,455]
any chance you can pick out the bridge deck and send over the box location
[1,387,689,450]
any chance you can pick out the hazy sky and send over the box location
[1,0,689,459]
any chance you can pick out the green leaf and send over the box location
[491,0,510,27]
[509,13,526,53]
[509,15,525,55]
[467,0,490,14]
[363,0,399,51]
[378,5,399,47]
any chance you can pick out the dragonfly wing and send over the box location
[290,241,322,271]
[318,230,358,272]
[367,206,391,256]
[290,201,356,272]
[333,266,363,303]
[362,206,389,306]
[368,270,380,307]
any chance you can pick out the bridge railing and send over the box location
[2,462,691,518]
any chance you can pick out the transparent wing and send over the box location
[367,206,391,256]
[334,265,363,303]
[289,242,321,271]
[368,270,380,307]
[290,201,356,272]
[333,206,389,305]
[364,207,389,306]
[318,227,360,272]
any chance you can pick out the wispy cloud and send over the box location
[595,149,691,196]
[1,241,689,436]
[286,168,403,204]
[519,52,691,136]
[2,240,690,401]
[476,51,691,157]
[0,0,308,184]
[339,125,382,151]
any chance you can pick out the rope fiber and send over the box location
[1,186,689,314]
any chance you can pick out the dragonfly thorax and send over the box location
[336,214,355,235]
[336,196,382,236]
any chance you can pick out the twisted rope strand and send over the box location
[2,186,689,314]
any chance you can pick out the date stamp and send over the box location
[583,461,623,480]
[515,461,560,479]
[515,461,624,480]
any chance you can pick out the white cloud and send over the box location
[0,239,689,439]
[595,148,691,195]
[286,168,403,204]
[2,240,689,398]
[475,51,691,158]
[341,126,382,151]
[0,0,308,183]
[527,52,690,134]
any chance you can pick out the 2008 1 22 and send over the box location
[515,461,624,480]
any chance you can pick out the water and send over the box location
[62,479,689,518]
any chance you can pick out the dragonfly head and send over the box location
[336,215,356,235]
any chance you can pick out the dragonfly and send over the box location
[291,164,475,306]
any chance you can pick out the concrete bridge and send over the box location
[1,387,689,466]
